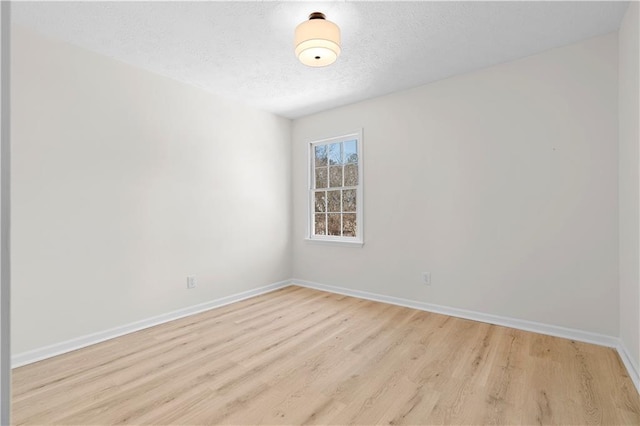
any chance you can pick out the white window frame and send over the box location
[306,129,363,247]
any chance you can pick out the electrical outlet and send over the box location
[422,272,431,286]
[187,276,196,289]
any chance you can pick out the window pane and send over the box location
[314,191,326,212]
[329,166,343,187]
[315,145,327,167]
[315,167,327,188]
[327,190,341,212]
[309,135,361,242]
[343,189,356,212]
[314,214,327,235]
[343,213,356,237]
[329,143,342,165]
[328,214,341,236]
[344,164,358,186]
[344,140,358,163]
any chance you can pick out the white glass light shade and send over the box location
[294,13,341,67]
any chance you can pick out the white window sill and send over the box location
[304,238,364,248]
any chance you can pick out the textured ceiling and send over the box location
[12,1,628,119]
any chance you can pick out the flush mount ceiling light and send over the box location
[294,12,341,67]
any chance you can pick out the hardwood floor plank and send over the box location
[12,286,640,425]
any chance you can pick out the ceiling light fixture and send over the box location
[294,12,341,67]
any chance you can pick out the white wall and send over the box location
[619,2,640,375]
[292,34,619,336]
[11,27,292,354]
[0,3,10,423]
[9,21,625,361]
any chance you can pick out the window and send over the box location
[308,130,363,246]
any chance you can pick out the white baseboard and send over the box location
[292,279,620,348]
[12,280,291,368]
[293,279,640,394]
[12,277,640,396]
[617,340,640,393]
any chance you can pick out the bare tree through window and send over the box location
[309,132,363,244]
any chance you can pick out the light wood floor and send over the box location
[12,286,640,425]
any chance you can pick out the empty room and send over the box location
[0,0,639,424]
